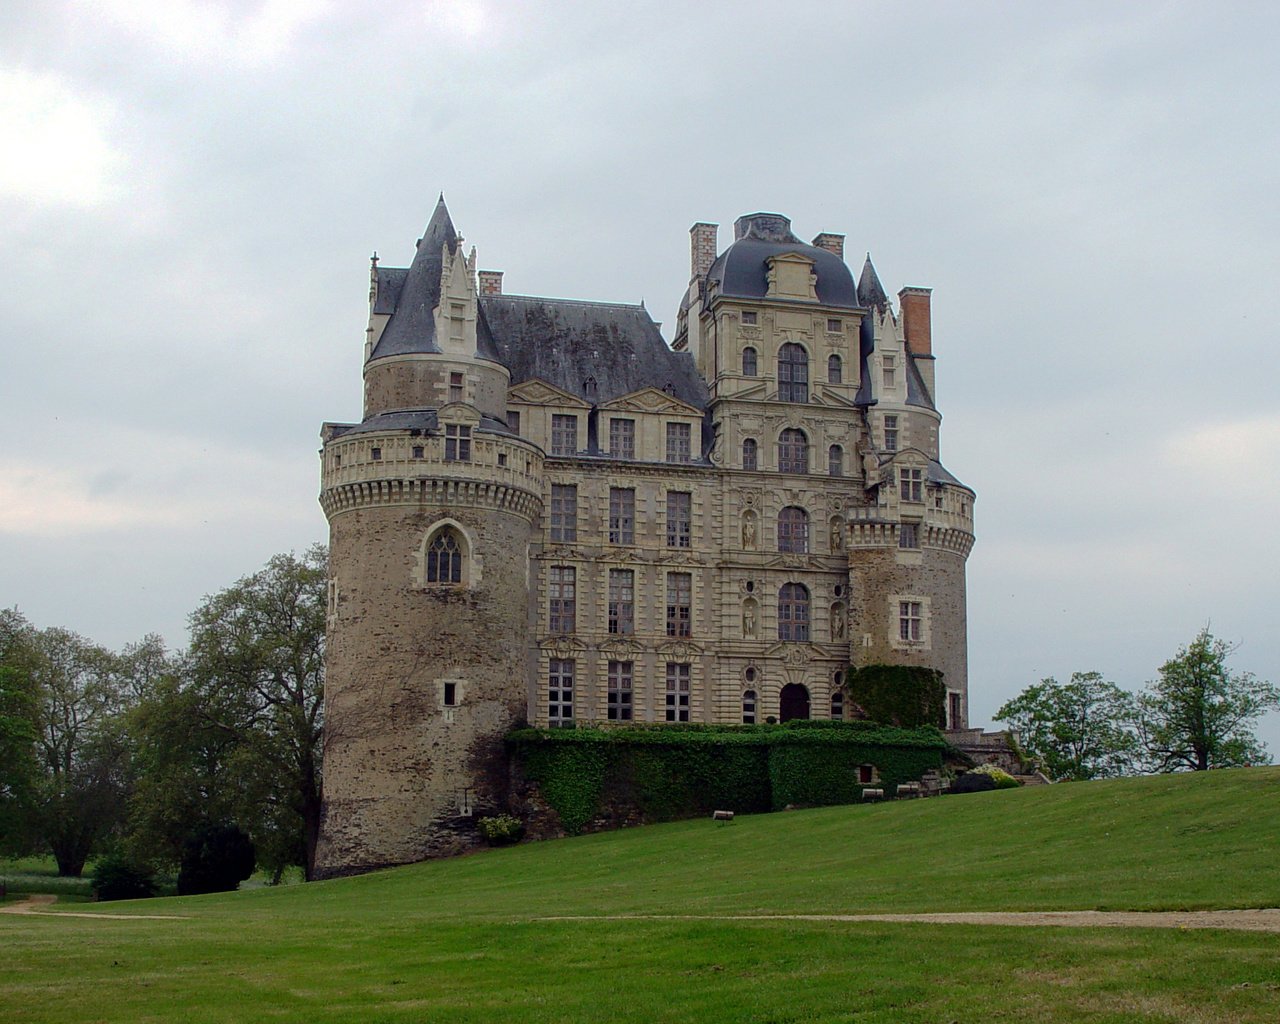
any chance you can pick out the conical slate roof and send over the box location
[857,255,889,312]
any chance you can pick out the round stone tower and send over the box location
[313,199,543,877]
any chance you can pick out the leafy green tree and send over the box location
[1138,628,1280,772]
[994,673,1140,781]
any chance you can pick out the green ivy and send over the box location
[845,664,947,728]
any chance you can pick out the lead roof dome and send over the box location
[705,213,860,309]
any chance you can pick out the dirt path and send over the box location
[543,910,1280,933]
[0,894,187,921]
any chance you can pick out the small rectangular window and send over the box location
[371,447,382,460]
[827,318,842,332]
[550,484,577,543]
[899,523,920,549]
[444,425,471,462]
[412,446,424,459]
[741,310,757,326]
[666,422,692,463]
[666,492,692,548]
[665,663,691,722]
[609,488,635,545]
[899,467,923,503]
[498,453,508,467]
[882,354,896,390]
[608,661,634,721]
[449,371,464,404]
[507,410,521,434]
[443,682,457,707]
[949,692,962,730]
[610,418,635,459]
[899,601,923,642]
[884,415,898,452]
[551,414,578,456]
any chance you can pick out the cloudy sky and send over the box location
[3,1,1278,751]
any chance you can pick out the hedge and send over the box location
[509,723,949,833]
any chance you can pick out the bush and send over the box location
[91,854,157,902]
[477,815,525,846]
[950,771,997,795]
[177,824,255,896]
[972,764,1022,789]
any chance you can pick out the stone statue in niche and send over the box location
[861,446,879,484]
[741,511,757,550]
[831,604,846,641]
[743,600,757,638]
[830,517,844,553]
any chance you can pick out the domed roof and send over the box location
[705,213,859,309]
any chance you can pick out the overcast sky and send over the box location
[3,1,1278,753]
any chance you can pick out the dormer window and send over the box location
[882,354,896,389]
[445,425,471,462]
[584,376,598,399]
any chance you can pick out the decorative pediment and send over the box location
[540,636,588,658]
[599,387,701,416]
[600,637,645,657]
[508,379,590,409]
[657,639,705,659]
[437,402,481,426]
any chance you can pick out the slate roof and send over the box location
[482,294,708,410]
[327,408,511,440]
[705,213,860,309]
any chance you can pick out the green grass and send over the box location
[3,768,1279,1023]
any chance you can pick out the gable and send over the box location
[598,386,702,417]
[508,379,592,409]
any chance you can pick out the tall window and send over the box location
[507,409,521,434]
[666,572,692,637]
[828,354,842,384]
[608,488,635,545]
[742,689,757,724]
[444,425,471,462]
[778,343,809,402]
[666,422,692,463]
[665,663,691,722]
[777,506,809,553]
[549,566,576,633]
[610,418,635,459]
[882,354,896,389]
[949,692,962,729]
[608,662,633,721]
[831,690,845,720]
[884,414,899,452]
[550,484,577,542]
[778,583,810,641]
[742,438,758,471]
[608,569,634,635]
[551,414,578,456]
[548,659,574,726]
[900,467,923,502]
[778,428,808,473]
[426,529,462,584]
[666,491,692,548]
[828,444,843,477]
[899,523,920,549]
[449,371,464,404]
[899,601,923,642]
[742,347,758,376]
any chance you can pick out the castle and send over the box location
[313,198,976,877]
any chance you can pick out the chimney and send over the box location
[811,233,845,260]
[478,270,504,296]
[898,287,932,356]
[690,222,718,280]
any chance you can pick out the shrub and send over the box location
[177,824,255,896]
[950,771,997,795]
[972,764,1022,789]
[91,854,157,902]
[477,814,524,846]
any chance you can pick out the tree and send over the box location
[184,547,326,878]
[177,823,255,895]
[994,673,1140,781]
[1138,628,1280,772]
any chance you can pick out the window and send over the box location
[742,347,758,376]
[551,414,578,456]
[498,453,507,467]
[934,490,943,510]
[884,415,898,452]
[882,354,896,389]
[610,418,635,459]
[608,662,633,721]
[778,343,809,402]
[666,572,692,637]
[900,467,923,502]
[426,529,463,584]
[899,523,920,549]
[449,371,464,404]
[899,601,923,642]
[828,354,842,383]
[583,375,598,398]
[371,447,382,460]
[859,764,874,784]
[608,569,634,635]
[665,663,691,722]
[777,506,809,553]
[608,488,635,545]
[828,444,843,477]
[443,682,457,707]
[831,690,844,720]
[742,689,757,725]
[741,310,758,326]
[949,692,962,730]
[412,445,424,459]
[550,484,577,542]
[666,491,692,548]
[778,583,810,641]
[666,422,692,463]
[549,566,576,633]
[742,438,758,471]
[827,318,842,333]
[444,424,471,462]
[548,659,574,726]
[507,410,521,434]
[778,428,808,473]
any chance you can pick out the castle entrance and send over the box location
[778,684,810,722]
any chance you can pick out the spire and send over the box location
[369,196,461,359]
[857,254,888,312]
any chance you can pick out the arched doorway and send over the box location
[779,683,810,722]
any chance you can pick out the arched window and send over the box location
[426,528,463,584]
[742,347,758,376]
[778,428,808,474]
[778,583,810,641]
[828,444,843,477]
[778,343,809,402]
[742,689,757,724]
[828,354,842,384]
[742,438,758,471]
[777,506,809,553]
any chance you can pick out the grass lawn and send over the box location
[3,768,1279,1023]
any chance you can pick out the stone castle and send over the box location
[313,198,976,877]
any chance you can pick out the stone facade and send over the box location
[313,199,976,877]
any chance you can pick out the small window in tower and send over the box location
[884,415,899,452]
[498,453,508,467]
[334,453,341,467]
[899,523,920,549]
[882,354,896,390]
[443,682,457,707]
[371,447,382,461]
[449,372,464,404]
[445,425,471,462]
[827,318,842,333]
[741,310,758,326]
[412,446,424,459]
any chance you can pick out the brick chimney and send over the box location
[478,270,504,296]
[811,233,845,260]
[690,222,718,280]
[898,287,932,356]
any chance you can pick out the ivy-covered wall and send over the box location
[845,664,947,728]
[508,722,949,835]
